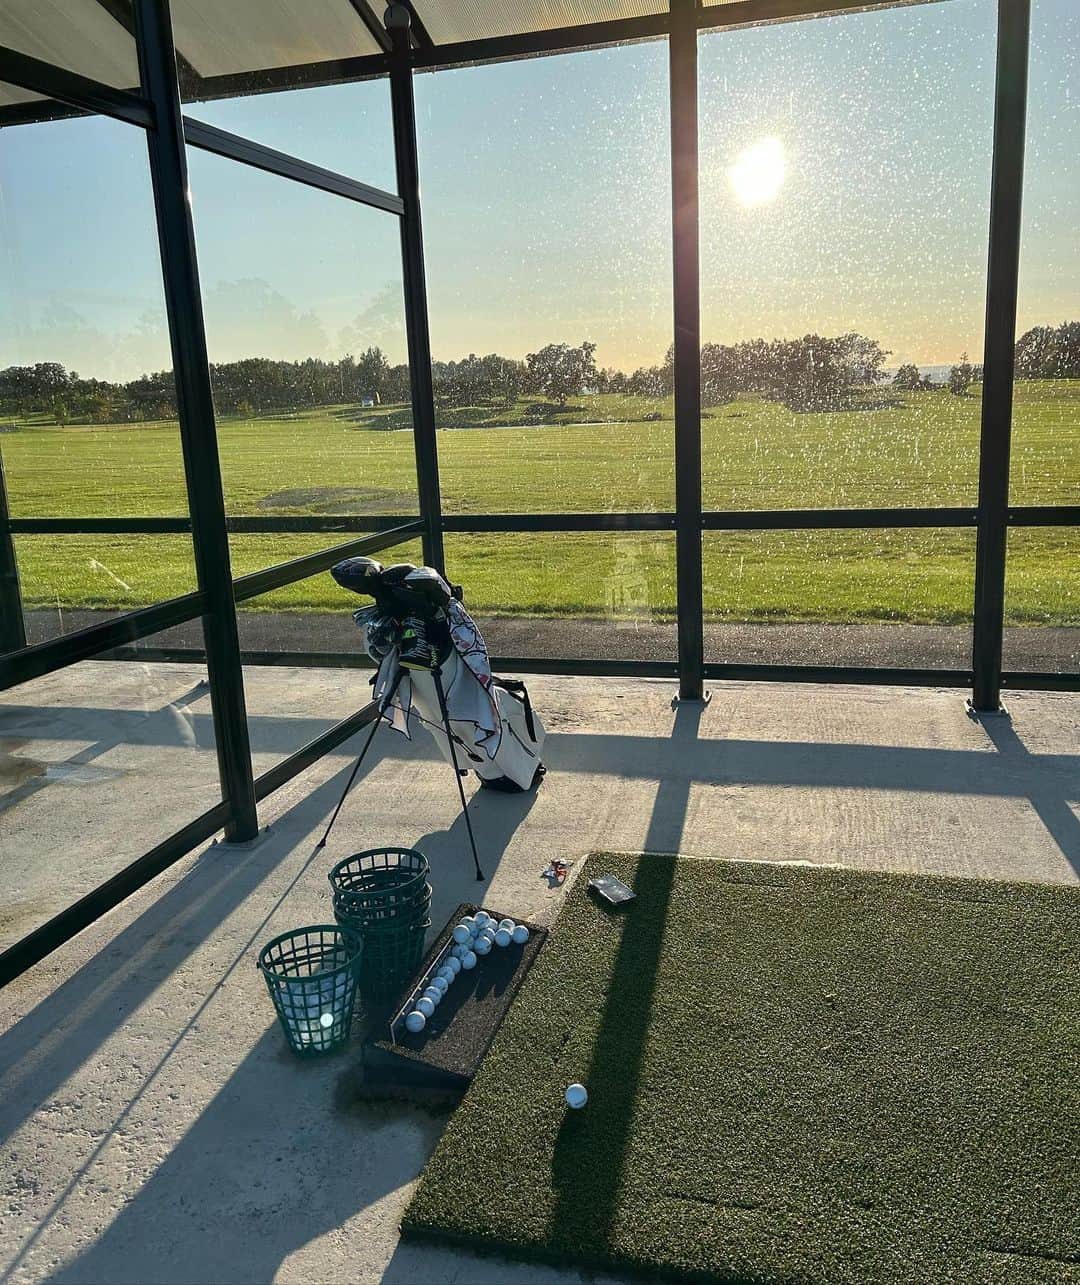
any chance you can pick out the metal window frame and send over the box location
[2,0,1076,989]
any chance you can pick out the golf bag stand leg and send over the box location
[317,665,406,849]
[431,665,485,882]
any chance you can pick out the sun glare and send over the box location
[729,137,787,208]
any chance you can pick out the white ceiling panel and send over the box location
[0,0,138,88]
[170,0,381,79]
[411,0,668,45]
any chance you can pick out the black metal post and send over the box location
[133,0,259,840]
[669,0,704,700]
[972,0,1030,712]
[0,450,27,653]
[387,4,445,574]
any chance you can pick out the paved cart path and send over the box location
[23,608,1080,672]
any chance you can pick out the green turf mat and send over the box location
[404,854,1080,1284]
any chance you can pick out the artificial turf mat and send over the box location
[403,854,1080,1285]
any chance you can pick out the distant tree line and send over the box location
[2,322,1076,426]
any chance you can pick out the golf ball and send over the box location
[461,949,478,970]
[474,935,492,955]
[498,918,515,933]
[451,944,467,960]
[462,915,477,932]
[431,976,449,996]
[437,965,455,981]
[512,924,529,945]
[565,1083,588,1110]
[422,986,442,1004]
[319,1012,334,1029]
[453,923,471,945]
[474,911,491,929]
[494,927,512,948]
[405,1010,426,1033]
[417,996,436,1018]
[445,956,462,975]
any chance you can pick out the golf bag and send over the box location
[331,557,546,792]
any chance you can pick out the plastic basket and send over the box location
[257,925,362,1057]
[328,848,429,916]
[334,908,431,1000]
[332,883,431,928]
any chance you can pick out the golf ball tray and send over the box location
[391,907,531,1042]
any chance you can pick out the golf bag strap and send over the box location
[491,676,537,742]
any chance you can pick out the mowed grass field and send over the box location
[2,381,1077,624]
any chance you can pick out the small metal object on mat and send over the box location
[588,874,636,905]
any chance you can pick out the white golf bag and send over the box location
[370,644,545,790]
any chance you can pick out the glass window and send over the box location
[698,0,996,511]
[0,1,139,91]
[231,535,424,657]
[1004,528,1080,675]
[443,533,676,662]
[1010,0,1079,508]
[0,622,220,954]
[16,534,198,645]
[185,80,396,193]
[231,544,426,773]
[0,103,189,520]
[0,96,197,644]
[416,43,674,514]
[702,529,976,669]
[186,148,417,574]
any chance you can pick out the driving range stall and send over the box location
[1,2,1078,1284]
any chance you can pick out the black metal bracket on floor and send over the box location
[966,698,1011,720]
[210,825,275,851]
[671,690,712,708]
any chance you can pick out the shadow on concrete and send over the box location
[410,785,540,923]
[0,734,539,1284]
[548,701,700,1252]
[44,1027,444,1285]
[979,715,1080,882]
[380,701,705,1284]
[0,742,397,1154]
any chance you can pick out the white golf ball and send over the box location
[417,996,436,1018]
[431,976,449,996]
[512,924,530,945]
[461,950,477,970]
[319,1012,334,1029]
[498,918,515,933]
[461,915,477,932]
[453,923,471,945]
[445,956,462,975]
[565,1083,588,1109]
[422,986,442,1004]
[474,935,492,955]
[437,965,455,982]
[474,911,491,929]
[494,927,512,948]
[451,944,467,960]
[405,1010,426,1033]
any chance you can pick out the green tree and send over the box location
[892,363,925,390]
[524,341,597,407]
[948,353,975,397]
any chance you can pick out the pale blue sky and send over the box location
[0,0,1076,381]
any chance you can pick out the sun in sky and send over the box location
[728,137,787,207]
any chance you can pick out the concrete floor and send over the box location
[1,666,1078,1284]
